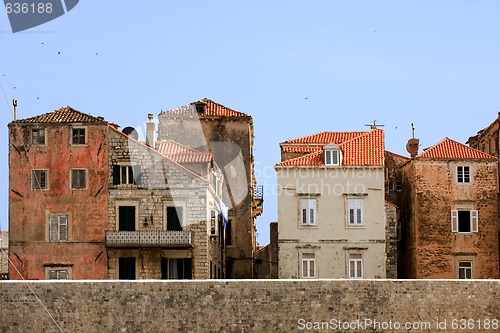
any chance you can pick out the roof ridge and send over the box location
[159,98,250,118]
[197,98,251,117]
[417,137,497,159]
[385,150,410,160]
[338,129,381,148]
[157,140,212,155]
[282,130,367,145]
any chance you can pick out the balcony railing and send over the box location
[105,230,192,248]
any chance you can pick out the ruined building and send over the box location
[157,98,262,278]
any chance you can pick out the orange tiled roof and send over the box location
[159,98,250,118]
[416,137,496,160]
[281,145,321,154]
[156,140,212,163]
[277,129,384,166]
[282,131,367,145]
[13,106,109,124]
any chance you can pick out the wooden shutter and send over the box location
[49,215,58,241]
[471,210,478,232]
[113,165,121,185]
[451,210,458,232]
[133,165,141,185]
[59,215,68,241]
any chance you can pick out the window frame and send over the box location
[163,201,186,231]
[115,201,139,231]
[210,209,218,236]
[31,168,49,190]
[347,252,364,279]
[45,265,72,280]
[346,198,364,227]
[31,128,47,146]
[457,261,473,279]
[70,168,87,190]
[47,214,70,242]
[451,209,478,233]
[299,198,317,226]
[70,126,88,146]
[300,252,316,279]
[457,166,471,184]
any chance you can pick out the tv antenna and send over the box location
[365,120,385,130]
[411,123,415,138]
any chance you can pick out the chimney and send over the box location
[406,138,419,157]
[146,113,155,148]
[13,99,17,120]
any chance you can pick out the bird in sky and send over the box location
[304,97,308,100]
[41,42,44,45]
[13,87,16,89]
[58,51,60,54]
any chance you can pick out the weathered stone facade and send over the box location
[400,157,500,279]
[1,280,499,332]
[158,99,258,278]
[8,109,110,280]
[385,201,398,279]
[254,222,278,279]
[106,127,226,279]
[0,231,8,279]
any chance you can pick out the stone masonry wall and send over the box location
[1,280,499,333]
[385,202,398,279]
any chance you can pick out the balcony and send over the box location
[105,230,193,248]
[252,185,264,218]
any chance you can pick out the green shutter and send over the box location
[119,206,135,231]
[113,165,120,185]
[166,207,182,231]
[184,258,192,279]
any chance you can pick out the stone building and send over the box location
[157,98,262,278]
[399,138,500,279]
[106,122,228,279]
[253,222,278,279]
[8,107,111,280]
[275,129,388,279]
[0,231,8,279]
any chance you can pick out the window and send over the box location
[71,128,86,145]
[161,258,192,279]
[166,207,183,231]
[196,105,206,114]
[118,257,136,280]
[46,267,71,280]
[388,182,394,191]
[457,166,470,183]
[325,150,339,165]
[112,165,141,185]
[31,169,48,190]
[31,129,45,145]
[212,173,220,195]
[225,220,232,245]
[118,206,136,231]
[210,210,217,235]
[300,199,316,225]
[451,210,478,233]
[347,199,363,226]
[395,181,402,191]
[301,253,316,278]
[458,261,473,279]
[210,261,213,279]
[49,214,68,242]
[70,169,86,189]
[348,253,363,278]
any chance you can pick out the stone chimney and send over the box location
[406,138,419,157]
[146,113,156,148]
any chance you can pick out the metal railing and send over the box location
[105,230,192,248]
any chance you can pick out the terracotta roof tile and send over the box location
[159,98,250,118]
[156,140,212,163]
[276,129,385,166]
[13,106,110,124]
[416,137,496,160]
[283,131,367,145]
[281,145,321,154]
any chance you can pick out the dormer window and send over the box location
[323,143,341,166]
[195,104,206,114]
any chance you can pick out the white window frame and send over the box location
[121,166,135,185]
[48,214,69,242]
[457,166,471,184]
[457,261,473,279]
[324,149,340,166]
[70,126,88,146]
[31,169,49,190]
[70,168,87,190]
[347,198,364,227]
[451,210,478,233]
[300,252,316,279]
[300,198,316,226]
[45,266,72,280]
[348,253,364,279]
[31,128,47,146]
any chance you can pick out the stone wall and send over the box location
[385,202,398,279]
[1,280,499,332]
[0,231,8,278]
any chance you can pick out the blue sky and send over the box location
[1,1,500,244]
